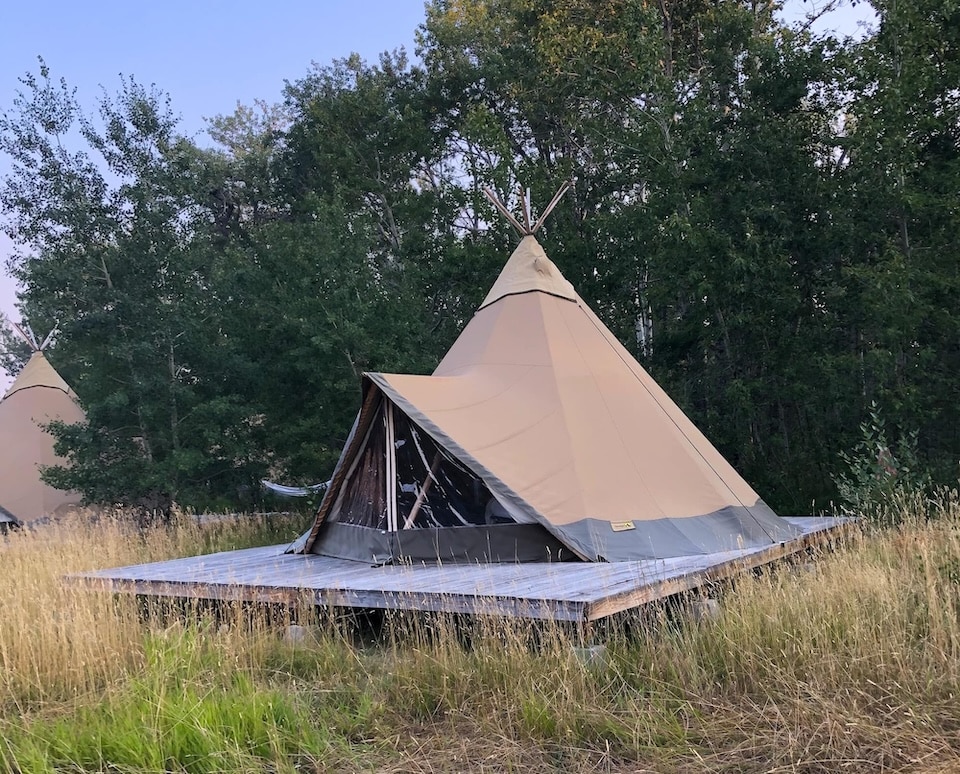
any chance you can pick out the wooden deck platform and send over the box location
[70,517,848,622]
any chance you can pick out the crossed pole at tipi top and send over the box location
[482,181,571,237]
[0,311,57,353]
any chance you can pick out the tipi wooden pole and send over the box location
[520,185,532,233]
[482,188,529,235]
[385,404,399,533]
[531,181,571,234]
[484,181,572,236]
[1,314,38,352]
[402,453,442,529]
[39,326,59,351]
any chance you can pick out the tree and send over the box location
[829,0,960,484]
[419,0,862,509]
[278,50,493,356]
[0,62,270,517]
[0,320,32,379]
[6,0,958,518]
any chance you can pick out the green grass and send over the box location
[3,635,333,773]
[2,494,960,771]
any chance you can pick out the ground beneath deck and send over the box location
[72,517,848,622]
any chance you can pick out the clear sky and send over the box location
[0,0,873,387]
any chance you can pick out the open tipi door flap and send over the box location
[301,383,382,552]
[365,373,592,561]
[299,376,580,563]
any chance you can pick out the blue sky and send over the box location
[0,0,874,383]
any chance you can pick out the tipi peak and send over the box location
[3,350,75,401]
[479,235,577,309]
[479,182,577,308]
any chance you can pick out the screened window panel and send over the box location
[393,408,509,529]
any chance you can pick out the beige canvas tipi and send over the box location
[292,188,801,563]
[0,336,85,524]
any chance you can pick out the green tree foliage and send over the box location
[635,29,857,507]
[0,63,270,516]
[833,401,929,523]
[832,0,960,483]
[0,321,31,379]
[1,0,958,517]
[278,51,497,348]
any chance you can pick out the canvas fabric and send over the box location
[0,352,85,522]
[3,350,75,400]
[297,235,801,562]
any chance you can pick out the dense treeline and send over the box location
[0,0,957,517]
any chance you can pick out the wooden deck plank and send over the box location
[68,517,851,622]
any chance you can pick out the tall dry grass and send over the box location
[0,495,959,772]
[0,512,299,709]
[626,490,960,770]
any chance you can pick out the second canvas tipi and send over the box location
[0,324,85,523]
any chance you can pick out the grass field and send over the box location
[1,495,959,773]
